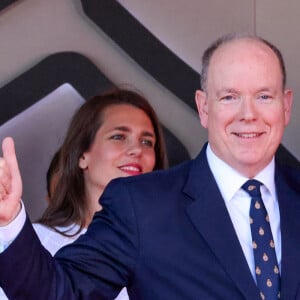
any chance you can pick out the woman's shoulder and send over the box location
[33,223,86,255]
[114,288,129,300]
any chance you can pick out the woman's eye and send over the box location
[141,139,154,148]
[110,134,125,140]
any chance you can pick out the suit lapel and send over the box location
[184,147,259,299]
[275,166,300,299]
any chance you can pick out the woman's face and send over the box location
[79,104,156,200]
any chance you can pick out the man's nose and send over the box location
[239,97,257,121]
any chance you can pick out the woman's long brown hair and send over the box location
[38,88,167,236]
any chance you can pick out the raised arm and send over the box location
[0,142,137,298]
[0,137,22,226]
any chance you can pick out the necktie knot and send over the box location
[242,179,262,198]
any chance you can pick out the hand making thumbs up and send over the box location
[0,137,22,226]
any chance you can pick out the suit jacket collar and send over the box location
[183,145,260,299]
[275,164,300,299]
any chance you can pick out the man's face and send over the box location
[196,38,293,177]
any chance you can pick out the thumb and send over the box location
[3,137,19,174]
[2,137,22,195]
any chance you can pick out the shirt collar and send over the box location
[206,143,276,202]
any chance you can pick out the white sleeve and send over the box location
[0,201,26,252]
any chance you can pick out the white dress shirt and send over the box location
[206,144,281,280]
[0,202,26,252]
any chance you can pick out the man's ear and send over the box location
[283,89,293,126]
[195,90,209,128]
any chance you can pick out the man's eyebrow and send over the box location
[256,87,273,92]
[216,88,239,97]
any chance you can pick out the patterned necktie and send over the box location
[242,179,280,300]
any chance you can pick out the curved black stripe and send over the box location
[276,145,300,168]
[0,0,19,11]
[0,52,113,125]
[81,0,200,111]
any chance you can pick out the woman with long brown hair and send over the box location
[33,88,167,300]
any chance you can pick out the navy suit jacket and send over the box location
[1,145,300,299]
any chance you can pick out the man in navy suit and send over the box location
[0,33,299,299]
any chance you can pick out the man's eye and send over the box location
[261,95,270,99]
[258,94,272,102]
[220,95,237,102]
[223,95,233,100]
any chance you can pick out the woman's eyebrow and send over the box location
[109,126,155,138]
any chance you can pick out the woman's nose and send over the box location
[127,141,142,157]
